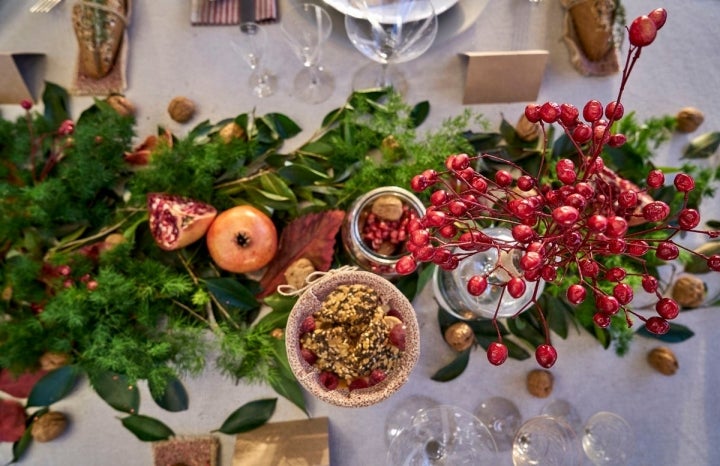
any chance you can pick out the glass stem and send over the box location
[379,63,390,88]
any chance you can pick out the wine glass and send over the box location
[512,415,582,466]
[280,3,335,104]
[474,396,522,452]
[230,22,277,98]
[581,411,635,465]
[540,399,583,435]
[344,0,439,94]
[385,394,440,445]
[387,404,499,465]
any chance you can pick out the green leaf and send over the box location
[268,374,307,417]
[41,81,70,127]
[255,308,292,333]
[298,140,335,157]
[278,163,331,184]
[10,426,33,465]
[410,101,430,127]
[262,113,302,140]
[636,323,695,343]
[259,173,298,203]
[90,371,140,414]
[216,398,277,435]
[431,349,471,382]
[504,339,532,360]
[149,376,189,412]
[684,241,720,274]
[507,315,545,348]
[263,293,298,314]
[205,278,261,315]
[26,365,81,408]
[544,296,570,339]
[683,131,720,159]
[121,414,174,442]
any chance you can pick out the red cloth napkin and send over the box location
[190,0,278,26]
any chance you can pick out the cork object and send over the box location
[73,0,128,79]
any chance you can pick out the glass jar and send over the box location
[341,186,426,279]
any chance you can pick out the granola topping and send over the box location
[300,284,403,385]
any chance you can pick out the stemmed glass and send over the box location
[387,404,499,465]
[512,415,582,466]
[230,22,277,98]
[474,396,523,452]
[344,0,439,94]
[385,394,440,446]
[581,412,635,465]
[281,3,335,104]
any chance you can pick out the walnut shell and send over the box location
[676,107,704,133]
[31,411,68,442]
[647,347,678,376]
[526,369,554,398]
[283,258,316,289]
[168,96,196,123]
[219,122,245,143]
[371,195,404,222]
[671,274,706,308]
[39,352,70,371]
[106,95,135,117]
[515,113,540,142]
[443,322,475,352]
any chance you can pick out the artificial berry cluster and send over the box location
[396,8,720,368]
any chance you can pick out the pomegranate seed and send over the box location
[593,312,611,328]
[613,283,634,305]
[629,15,658,47]
[645,316,670,335]
[507,277,526,298]
[389,324,406,350]
[567,284,587,304]
[535,344,558,368]
[656,242,679,260]
[487,342,509,366]
[642,275,659,293]
[678,208,701,230]
[467,275,488,296]
[674,173,695,192]
[583,100,604,122]
[525,104,542,123]
[656,297,680,319]
[369,369,387,385]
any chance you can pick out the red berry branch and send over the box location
[396,8,720,368]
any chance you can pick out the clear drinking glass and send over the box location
[344,0,438,94]
[474,396,523,452]
[230,22,277,98]
[582,411,635,465]
[540,399,583,435]
[387,405,499,465]
[281,3,335,104]
[384,394,440,446]
[512,415,582,466]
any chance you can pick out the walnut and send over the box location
[168,96,196,123]
[270,328,284,339]
[218,122,245,143]
[380,135,405,161]
[671,274,706,308]
[526,369,554,398]
[443,322,474,352]
[31,411,68,442]
[106,95,135,117]
[284,258,316,289]
[647,346,678,376]
[515,113,540,142]
[371,195,404,222]
[676,107,704,133]
[39,352,70,371]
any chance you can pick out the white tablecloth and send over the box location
[1,1,720,465]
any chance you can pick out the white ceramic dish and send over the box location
[323,0,459,23]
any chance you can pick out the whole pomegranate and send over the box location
[206,205,278,274]
[147,193,217,251]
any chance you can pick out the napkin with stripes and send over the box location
[190,0,278,26]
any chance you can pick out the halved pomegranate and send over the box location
[147,193,217,251]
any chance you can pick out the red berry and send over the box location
[642,275,659,293]
[575,182,594,199]
[559,103,579,126]
[300,316,316,334]
[629,15,658,47]
[608,134,627,148]
[708,255,720,272]
[507,277,527,298]
[389,324,406,350]
[579,259,600,278]
[414,245,436,261]
[605,267,627,282]
[552,206,580,227]
[430,189,448,206]
[301,348,318,365]
[608,239,626,254]
[495,170,513,187]
[540,102,561,123]
[512,224,535,243]
[618,190,638,209]
[395,255,417,275]
[674,173,695,192]
[410,175,428,192]
[369,369,387,385]
[422,169,439,184]
[605,101,624,120]
[535,344,557,368]
[647,8,667,30]
[656,242,679,261]
[525,104,542,123]
[596,294,620,315]
[449,200,469,217]
[467,275,488,296]
[627,240,650,256]
[572,124,593,144]
[656,297,680,319]
[593,312,611,328]
[587,214,608,233]
[567,284,587,304]
[520,252,542,272]
[605,216,628,238]
[540,265,557,282]
[593,124,610,144]
[613,283,634,305]
[20,99,33,110]
[517,175,535,192]
[438,223,458,239]
[583,100,604,122]
[646,169,665,188]
[678,208,701,230]
[410,229,430,246]
[318,371,339,390]
[349,377,370,391]
[450,153,470,171]
[487,341,508,366]
[472,176,488,193]
[425,209,447,227]
[645,316,670,335]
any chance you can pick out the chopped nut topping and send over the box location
[301,284,402,383]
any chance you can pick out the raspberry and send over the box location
[300,316,316,334]
[487,341,508,366]
[389,324,406,350]
[369,369,387,385]
[535,344,558,368]
[349,377,370,391]
[301,348,318,365]
[318,371,339,391]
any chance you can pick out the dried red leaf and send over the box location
[0,399,27,443]
[258,210,346,298]
[0,368,46,398]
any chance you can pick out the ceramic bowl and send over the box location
[285,270,419,407]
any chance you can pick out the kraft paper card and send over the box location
[233,417,330,466]
[460,50,549,104]
[0,53,45,104]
